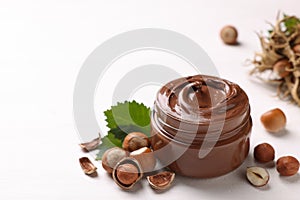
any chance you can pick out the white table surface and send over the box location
[1,0,299,199]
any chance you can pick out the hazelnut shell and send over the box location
[147,171,175,190]
[122,132,150,152]
[130,147,157,173]
[79,157,97,175]
[115,163,139,185]
[101,147,127,173]
[112,157,143,190]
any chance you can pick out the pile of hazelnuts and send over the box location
[101,132,174,191]
[247,108,299,187]
[79,108,298,189]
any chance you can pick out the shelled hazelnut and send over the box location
[260,108,286,133]
[254,143,275,163]
[273,59,291,78]
[246,167,270,187]
[112,157,143,190]
[116,163,139,185]
[293,44,300,54]
[276,156,299,176]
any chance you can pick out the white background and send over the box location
[0,0,299,199]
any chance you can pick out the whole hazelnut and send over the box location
[130,147,156,173]
[273,59,291,78]
[276,156,299,176]
[293,44,300,54]
[116,163,139,185]
[220,25,238,45]
[260,108,286,133]
[122,132,150,152]
[254,143,275,163]
[102,147,127,173]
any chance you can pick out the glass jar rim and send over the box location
[151,109,251,145]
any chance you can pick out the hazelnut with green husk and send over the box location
[251,13,300,106]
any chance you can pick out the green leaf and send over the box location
[109,126,128,141]
[96,101,151,160]
[104,100,151,136]
[128,101,151,127]
[107,132,122,146]
[110,124,151,141]
[283,15,300,35]
[95,133,122,160]
[268,29,273,35]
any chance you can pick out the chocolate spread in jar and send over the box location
[151,75,252,178]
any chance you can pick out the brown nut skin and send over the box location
[220,25,238,45]
[276,156,299,176]
[122,132,150,152]
[130,147,156,173]
[101,147,127,173]
[116,163,139,185]
[112,157,143,190]
[293,44,300,54]
[254,143,275,163]
[273,59,292,78]
[260,108,286,133]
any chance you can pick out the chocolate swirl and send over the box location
[153,75,251,143]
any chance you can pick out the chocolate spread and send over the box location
[151,75,252,178]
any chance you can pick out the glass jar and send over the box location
[151,75,252,178]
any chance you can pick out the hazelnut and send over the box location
[116,163,139,185]
[246,167,270,187]
[130,147,157,173]
[220,25,238,45]
[147,171,175,190]
[294,36,300,46]
[276,156,299,176]
[112,157,143,190]
[293,44,300,54]
[254,143,275,163]
[101,147,127,173]
[273,59,291,78]
[122,132,150,152]
[260,108,286,133]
